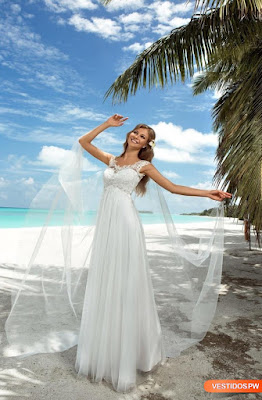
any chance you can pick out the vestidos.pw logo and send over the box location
[204,380,262,393]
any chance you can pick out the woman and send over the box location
[75,113,231,392]
[4,113,231,394]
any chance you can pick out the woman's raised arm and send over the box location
[78,114,128,166]
[141,164,232,202]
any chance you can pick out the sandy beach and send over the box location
[0,217,261,399]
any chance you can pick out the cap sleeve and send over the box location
[135,160,151,176]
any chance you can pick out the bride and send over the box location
[4,113,231,394]
[75,113,231,392]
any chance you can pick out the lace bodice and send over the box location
[103,155,150,195]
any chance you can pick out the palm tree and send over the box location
[192,33,262,246]
[102,0,262,247]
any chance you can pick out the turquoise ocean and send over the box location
[0,207,215,228]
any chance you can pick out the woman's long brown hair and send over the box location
[118,123,156,196]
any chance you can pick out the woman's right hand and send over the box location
[106,114,128,127]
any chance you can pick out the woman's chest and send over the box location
[103,167,141,187]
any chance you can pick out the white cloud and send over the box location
[0,120,77,145]
[119,11,153,25]
[43,0,98,13]
[162,170,180,179]
[0,175,39,208]
[35,71,67,91]
[56,16,67,25]
[2,145,101,190]
[105,0,145,12]
[187,103,214,112]
[0,147,100,208]
[20,97,49,106]
[38,0,195,44]
[23,12,35,19]
[34,145,100,172]
[44,105,107,123]
[0,12,85,94]
[150,121,217,166]
[0,117,122,148]
[169,16,191,28]
[68,14,133,41]
[152,122,217,152]
[0,79,28,97]
[3,146,98,175]
[149,0,178,22]
[0,104,107,124]
[41,0,194,43]
[194,180,214,189]
[172,2,194,14]
[153,17,190,35]
[10,4,22,14]
[7,154,28,171]
[154,147,195,163]
[161,95,185,104]
[149,1,193,23]
[0,107,32,117]
[144,1,192,35]
[10,131,76,146]
[152,24,170,35]
[123,41,152,53]
[15,66,84,94]
[36,145,71,167]
[0,16,67,61]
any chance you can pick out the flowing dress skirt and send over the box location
[75,187,166,392]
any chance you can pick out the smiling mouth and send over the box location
[131,138,139,144]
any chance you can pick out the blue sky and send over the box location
[0,0,223,212]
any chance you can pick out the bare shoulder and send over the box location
[106,153,115,165]
[97,151,114,165]
[99,152,114,166]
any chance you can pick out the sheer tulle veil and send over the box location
[4,138,225,360]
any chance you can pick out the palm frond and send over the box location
[191,36,257,95]
[99,0,112,4]
[104,3,261,104]
[193,0,262,19]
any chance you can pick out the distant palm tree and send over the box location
[102,0,262,247]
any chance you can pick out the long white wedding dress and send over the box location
[4,141,224,395]
[75,155,166,392]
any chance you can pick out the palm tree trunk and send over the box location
[244,214,251,250]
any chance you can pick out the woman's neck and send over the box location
[120,149,140,161]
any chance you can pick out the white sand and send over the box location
[0,217,261,399]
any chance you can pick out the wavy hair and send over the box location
[118,123,156,196]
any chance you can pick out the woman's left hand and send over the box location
[207,190,232,201]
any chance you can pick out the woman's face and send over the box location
[128,127,149,150]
